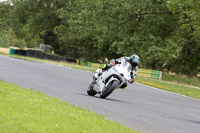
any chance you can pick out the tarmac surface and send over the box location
[0,55,200,133]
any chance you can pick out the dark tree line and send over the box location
[0,0,199,76]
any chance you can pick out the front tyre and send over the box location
[87,82,97,96]
[100,80,119,99]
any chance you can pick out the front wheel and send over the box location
[87,82,97,96]
[100,80,119,99]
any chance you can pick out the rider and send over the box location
[93,54,139,89]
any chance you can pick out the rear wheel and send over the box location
[100,80,119,99]
[87,82,97,96]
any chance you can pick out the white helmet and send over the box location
[130,54,139,67]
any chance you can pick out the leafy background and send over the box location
[0,0,199,76]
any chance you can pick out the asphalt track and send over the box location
[0,55,200,133]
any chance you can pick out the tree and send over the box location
[1,0,199,76]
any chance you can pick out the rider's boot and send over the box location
[93,69,102,83]
[120,83,127,89]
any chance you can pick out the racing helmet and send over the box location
[130,54,139,67]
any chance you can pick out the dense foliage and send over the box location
[0,0,199,76]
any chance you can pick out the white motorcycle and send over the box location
[87,61,133,98]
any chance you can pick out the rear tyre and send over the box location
[87,82,97,96]
[100,80,119,99]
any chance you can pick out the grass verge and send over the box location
[162,73,200,87]
[136,77,200,100]
[1,52,200,100]
[0,52,97,72]
[0,80,139,133]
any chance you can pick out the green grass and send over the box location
[0,52,9,56]
[1,52,200,100]
[0,80,139,133]
[162,73,200,87]
[136,77,200,99]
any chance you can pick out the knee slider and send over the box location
[102,64,107,70]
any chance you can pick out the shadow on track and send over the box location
[9,57,43,64]
[74,92,134,105]
[185,120,200,125]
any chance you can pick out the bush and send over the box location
[0,31,27,48]
[13,39,26,48]
[0,34,9,48]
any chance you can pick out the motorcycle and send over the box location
[87,60,133,98]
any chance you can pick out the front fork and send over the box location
[94,76,124,94]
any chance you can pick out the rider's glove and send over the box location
[128,78,134,84]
